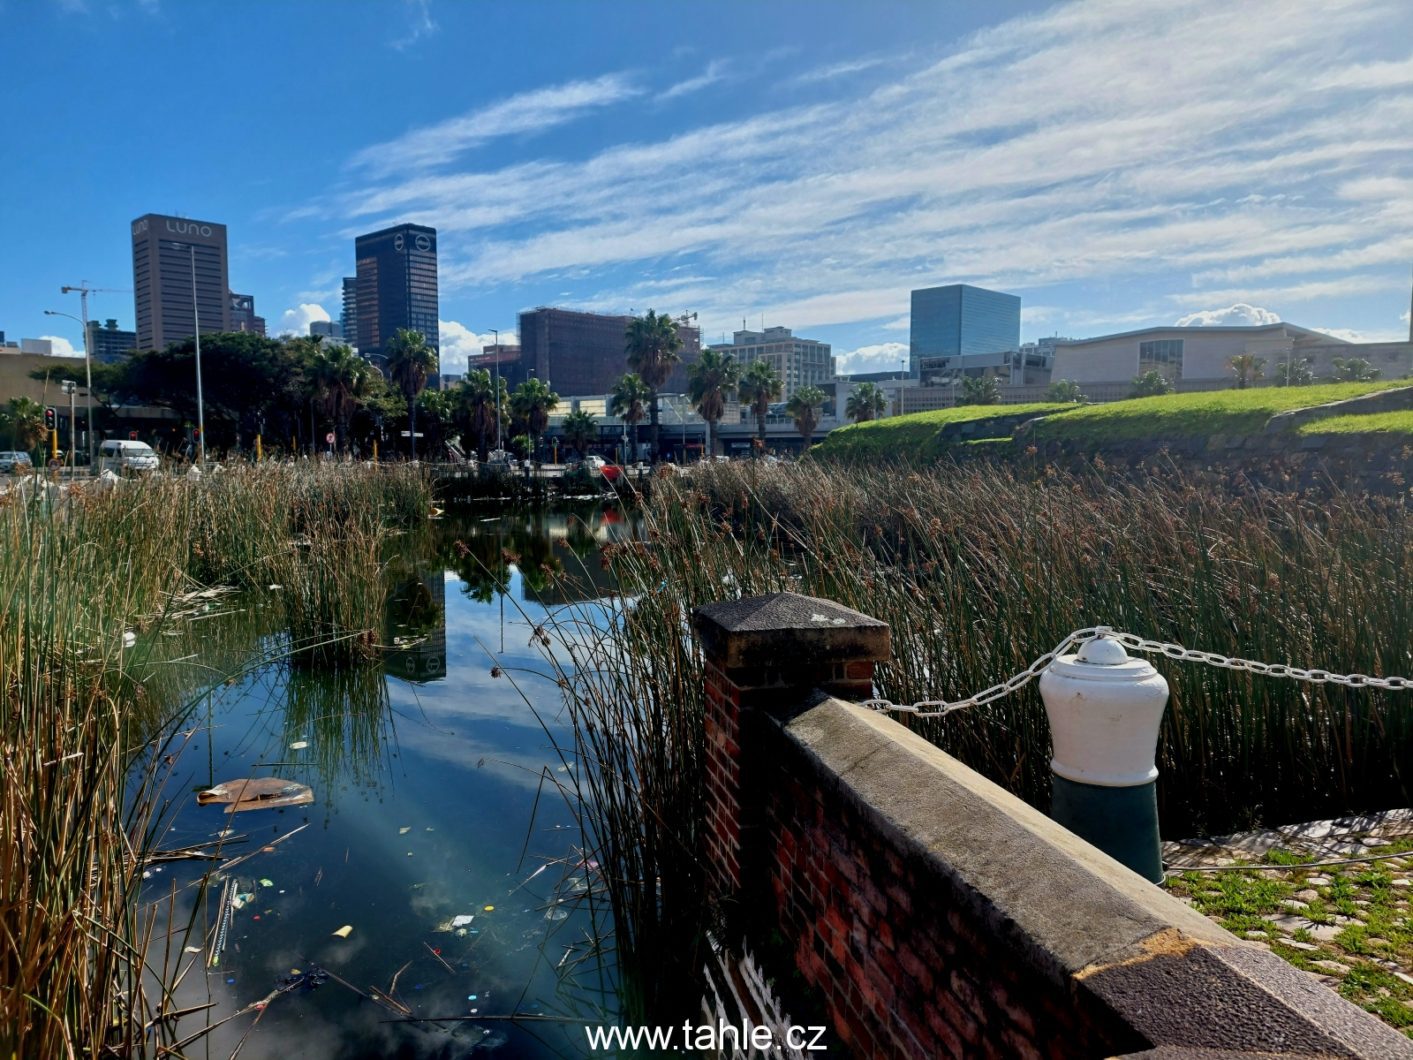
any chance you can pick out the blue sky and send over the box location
[3,0,1411,376]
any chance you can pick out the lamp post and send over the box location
[61,380,77,475]
[486,328,502,454]
[43,308,93,470]
[163,241,206,464]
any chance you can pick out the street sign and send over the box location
[129,431,138,440]
[399,431,424,437]
[325,432,335,444]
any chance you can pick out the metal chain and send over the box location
[858,627,1413,719]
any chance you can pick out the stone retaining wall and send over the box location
[694,592,1413,1058]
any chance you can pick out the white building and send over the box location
[713,326,834,401]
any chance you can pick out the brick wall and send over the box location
[693,592,1413,1059]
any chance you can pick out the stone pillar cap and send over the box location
[693,592,890,670]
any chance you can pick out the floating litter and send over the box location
[123,631,137,648]
[399,827,411,835]
[451,915,475,928]
[289,741,308,750]
[544,907,569,922]
[483,905,494,912]
[259,878,274,888]
[468,994,478,1001]
[226,977,235,984]
[331,925,353,939]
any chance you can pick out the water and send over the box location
[141,506,637,1058]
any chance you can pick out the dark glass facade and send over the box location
[354,224,439,380]
[516,308,700,397]
[131,213,231,351]
[341,277,358,349]
[909,284,1021,376]
[86,319,137,364]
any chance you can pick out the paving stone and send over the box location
[1392,879,1411,888]
[1396,972,1413,987]
[1307,874,1333,886]
[1311,959,1351,976]
[1292,888,1320,902]
[1277,940,1320,952]
[1279,899,1311,913]
[1365,937,1392,947]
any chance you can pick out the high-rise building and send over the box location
[341,277,358,350]
[131,213,231,351]
[86,319,137,364]
[714,326,833,401]
[229,292,266,336]
[354,223,438,376]
[909,283,1020,378]
[516,307,700,396]
[310,320,344,341]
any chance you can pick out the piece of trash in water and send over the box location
[268,584,283,590]
[184,946,202,953]
[455,928,468,937]
[123,631,137,648]
[231,892,255,910]
[197,778,314,814]
[483,905,494,912]
[451,915,475,928]
[289,740,309,750]
[544,907,569,921]
[407,852,414,857]
[142,871,151,879]
[425,827,434,832]
[259,878,274,888]
[226,977,236,984]
[398,826,411,835]
[331,925,353,939]
[467,994,479,1001]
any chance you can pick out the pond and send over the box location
[141,506,639,1059]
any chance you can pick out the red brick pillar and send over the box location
[692,593,891,902]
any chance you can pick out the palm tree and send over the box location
[1228,354,1266,390]
[561,408,598,457]
[844,381,886,423]
[385,329,437,460]
[4,397,45,453]
[687,348,740,457]
[737,359,783,455]
[959,375,1001,406]
[609,373,651,462]
[787,385,826,450]
[455,368,504,462]
[312,343,371,452]
[511,377,559,466]
[624,310,682,461]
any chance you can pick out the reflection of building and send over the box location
[86,319,137,363]
[515,307,700,396]
[383,569,447,683]
[910,284,1020,379]
[131,212,232,350]
[229,292,267,335]
[713,326,833,401]
[354,223,439,380]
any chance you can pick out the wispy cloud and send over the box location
[391,0,437,51]
[349,74,640,176]
[307,0,1413,340]
[793,55,889,85]
[659,60,729,101]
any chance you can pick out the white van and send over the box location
[99,439,160,473]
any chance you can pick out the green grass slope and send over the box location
[1298,410,1413,436]
[1027,382,1404,444]
[816,402,1075,460]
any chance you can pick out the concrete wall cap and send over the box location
[693,592,891,671]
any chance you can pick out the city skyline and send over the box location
[3,0,1411,378]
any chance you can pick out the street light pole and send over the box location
[43,307,92,471]
[489,328,502,454]
[186,245,206,465]
[61,380,77,475]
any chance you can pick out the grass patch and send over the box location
[1298,410,1413,436]
[815,402,1075,460]
[1027,382,1403,444]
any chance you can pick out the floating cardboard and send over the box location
[197,778,315,814]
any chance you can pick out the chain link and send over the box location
[858,627,1413,718]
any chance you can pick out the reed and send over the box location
[604,460,1412,837]
[0,462,427,1055]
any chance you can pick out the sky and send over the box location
[2,0,1411,377]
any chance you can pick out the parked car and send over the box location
[98,439,160,474]
[0,451,33,474]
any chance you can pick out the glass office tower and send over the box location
[909,284,1021,376]
[354,223,439,380]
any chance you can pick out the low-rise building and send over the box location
[712,325,833,401]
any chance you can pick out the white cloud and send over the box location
[349,74,640,176]
[37,335,82,357]
[438,320,518,372]
[307,0,1413,339]
[276,303,331,337]
[1174,303,1281,327]
[660,61,728,101]
[391,0,437,51]
[793,55,890,85]
[833,341,908,376]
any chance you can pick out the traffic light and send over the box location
[44,406,56,431]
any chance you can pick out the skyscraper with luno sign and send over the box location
[354,223,439,382]
[131,213,231,351]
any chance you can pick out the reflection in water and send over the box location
[137,504,633,1059]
